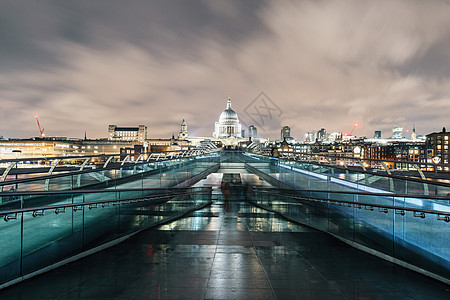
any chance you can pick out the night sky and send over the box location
[1,0,450,140]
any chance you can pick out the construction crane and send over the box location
[349,122,359,135]
[343,122,359,137]
[34,115,45,138]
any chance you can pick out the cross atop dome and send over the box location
[227,97,231,109]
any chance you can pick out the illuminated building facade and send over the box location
[392,126,403,139]
[178,119,188,139]
[305,132,316,143]
[108,125,147,143]
[0,138,134,159]
[213,98,242,139]
[426,128,450,169]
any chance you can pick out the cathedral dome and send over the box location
[218,99,239,125]
[213,98,242,139]
[219,107,239,124]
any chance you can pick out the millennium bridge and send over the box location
[0,149,449,299]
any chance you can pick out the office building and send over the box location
[248,125,257,138]
[281,126,291,140]
[317,128,327,141]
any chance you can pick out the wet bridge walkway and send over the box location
[1,194,448,300]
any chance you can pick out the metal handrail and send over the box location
[0,188,212,221]
[0,149,218,178]
[269,151,450,169]
[0,186,211,197]
[253,189,450,219]
[247,153,450,189]
[0,149,216,164]
[251,187,450,201]
[249,151,450,170]
[0,152,218,187]
[0,160,170,186]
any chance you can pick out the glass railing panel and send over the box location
[330,168,348,181]
[393,207,450,279]
[275,194,297,218]
[117,193,187,237]
[362,174,393,192]
[101,169,118,189]
[289,168,313,189]
[142,171,166,189]
[389,177,406,194]
[75,171,105,189]
[141,163,151,172]
[83,191,118,203]
[404,180,429,196]
[119,165,135,180]
[0,187,212,286]
[165,194,190,214]
[126,172,146,189]
[1,180,34,193]
[103,169,117,180]
[353,195,394,255]
[21,208,83,275]
[21,178,47,192]
[47,176,73,191]
[159,170,176,188]
[433,185,450,197]
[82,201,120,249]
[134,164,145,174]
[116,189,146,200]
[0,183,18,193]
[304,176,329,191]
[327,195,355,241]
[22,193,75,209]
[170,167,189,186]
[302,197,328,231]
[0,212,22,285]
[0,194,22,211]
[345,170,363,183]
[354,193,392,207]
[251,187,450,282]
[248,155,450,198]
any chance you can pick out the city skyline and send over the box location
[1,1,450,140]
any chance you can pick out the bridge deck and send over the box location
[1,193,448,300]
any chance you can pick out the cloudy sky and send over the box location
[1,0,450,140]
